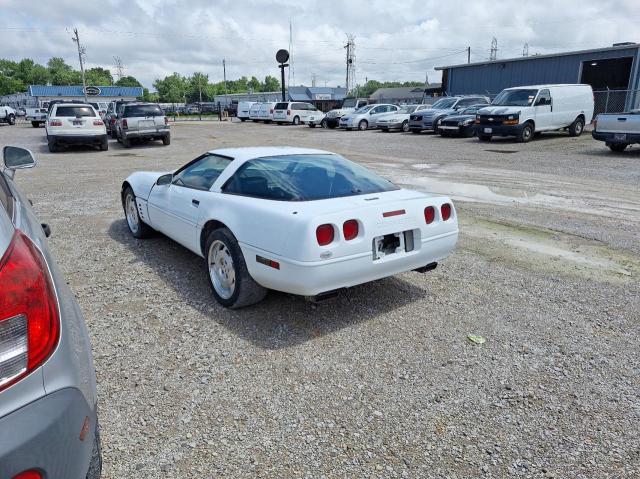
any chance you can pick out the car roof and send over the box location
[209,146,333,162]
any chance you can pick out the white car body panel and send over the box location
[123,147,458,296]
[248,102,263,120]
[237,101,255,120]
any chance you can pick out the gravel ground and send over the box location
[1,120,639,478]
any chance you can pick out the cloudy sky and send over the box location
[1,0,638,90]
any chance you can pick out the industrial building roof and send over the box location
[28,85,144,97]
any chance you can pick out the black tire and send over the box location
[31,121,40,128]
[277,122,283,125]
[326,121,336,129]
[205,227,267,309]
[100,138,108,151]
[86,421,102,479]
[122,135,131,148]
[401,120,410,133]
[240,118,246,122]
[320,118,327,128]
[308,124,316,128]
[358,120,368,131]
[292,116,300,125]
[122,187,153,238]
[518,122,534,143]
[479,134,492,141]
[381,128,389,132]
[7,114,15,125]
[162,133,171,145]
[48,139,59,152]
[568,117,584,137]
[608,143,628,153]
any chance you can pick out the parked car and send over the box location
[46,103,107,152]
[273,102,321,125]
[25,107,48,128]
[437,104,488,137]
[88,102,109,119]
[256,102,277,123]
[0,145,101,479]
[592,109,640,152]
[0,105,16,126]
[306,109,326,128]
[248,102,263,122]
[339,104,401,131]
[324,98,369,128]
[476,84,593,142]
[236,101,255,121]
[121,146,458,308]
[115,103,170,148]
[377,105,431,132]
[409,96,489,134]
[16,107,26,117]
[105,100,134,138]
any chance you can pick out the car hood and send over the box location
[442,114,476,122]
[478,106,522,115]
[413,108,454,119]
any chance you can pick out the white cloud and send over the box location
[0,0,637,89]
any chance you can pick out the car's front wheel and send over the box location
[206,228,267,309]
[401,120,410,132]
[7,114,15,125]
[292,116,300,125]
[358,120,368,131]
[320,118,327,128]
[123,187,153,238]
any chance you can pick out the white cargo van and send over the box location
[237,101,255,122]
[248,102,263,122]
[476,84,594,142]
[256,102,277,123]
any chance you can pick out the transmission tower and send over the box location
[311,73,317,87]
[113,56,125,80]
[522,43,529,57]
[490,37,498,61]
[345,34,356,95]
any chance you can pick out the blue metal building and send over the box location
[436,43,640,112]
[0,85,144,108]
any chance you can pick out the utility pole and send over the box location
[288,20,295,87]
[467,46,471,63]
[113,56,124,81]
[72,28,87,102]
[344,34,356,96]
[222,59,227,110]
[523,43,529,57]
[311,73,317,87]
[490,37,498,61]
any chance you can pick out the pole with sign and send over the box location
[276,49,289,102]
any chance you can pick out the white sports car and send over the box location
[121,147,458,308]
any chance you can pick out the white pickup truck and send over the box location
[0,106,16,126]
[592,110,640,152]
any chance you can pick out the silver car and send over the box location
[116,102,170,148]
[339,104,400,131]
[0,146,101,478]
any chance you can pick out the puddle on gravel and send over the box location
[460,218,639,283]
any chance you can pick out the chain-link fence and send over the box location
[593,89,639,115]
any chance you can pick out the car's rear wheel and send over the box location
[358,120,368,131]
[122,135,131,148]
[99,137,108,151]
[401,120,410,132]
[206,228,267,309]
[162,133,171,145]
[568,117,584,137]
[31,121,40,128]
[48,139,59,152]
[292,116,300,125]
[123,187,153,238]
[608,143,628,152]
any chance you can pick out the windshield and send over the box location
[354,105,375,114]
[223,154,398,201]
[124,105,163,117]
[430,98,457,109]
[55,106,96,117]
[342,99,358,108]
[492,89,538,106]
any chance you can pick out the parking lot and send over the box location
[2,120,639,478]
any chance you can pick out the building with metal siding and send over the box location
[0,85,143,108]
[436,43,640,112]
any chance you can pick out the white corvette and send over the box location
[121,147,458,308]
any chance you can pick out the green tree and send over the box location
[153,72,188,103]
[85,67,113,86]
[115,75,142,87]
[0,75,24,96]
[262,75,280,92]
[47,57,81,85]
[188,72,209,102]
[247,76,261,93]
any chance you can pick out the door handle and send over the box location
[192,199,200,207]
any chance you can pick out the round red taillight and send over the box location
[316,224,334,246]
[343,220,359,240]
[441,203,452,221]
[424,206,435,224]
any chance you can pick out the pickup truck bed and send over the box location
[592,110,640,152]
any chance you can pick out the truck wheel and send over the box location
[7,114,15,125]
[517,122,534,143]
[162,133,171,145]
[478,134,492,141]
[358,120,368,131]
[206,227,267,309]
[568,117,584,137]
[31,121,40,128]
[608,143,627,153]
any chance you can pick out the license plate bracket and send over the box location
[484,127,492,133]
[373,232,406,260]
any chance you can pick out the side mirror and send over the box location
[156,173,173,186]
[3,146,36,178]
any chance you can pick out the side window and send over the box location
[372,106,384,114]
[389,105,399,112]
[172,154,233,190]
[535,89,551,106]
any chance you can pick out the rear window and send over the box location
[55,106,96,117]
[274,103,289,110]
[124,105,163,117]
[223,154,398,201]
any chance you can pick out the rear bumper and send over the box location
[241,230,458,296]
[123,129,169,140]
[476,124,524,136]
[592,131,640,144]
[378,121,403,130]
[50,134,106,145]
[0,388,96,479]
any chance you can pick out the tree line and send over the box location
[1,56,429,103]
